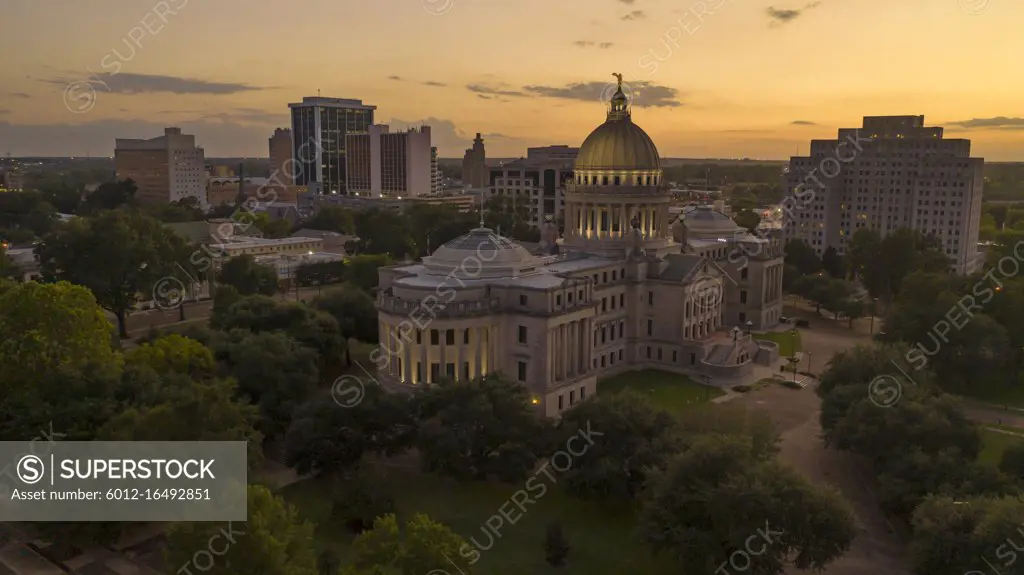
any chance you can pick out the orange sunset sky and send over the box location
[1,0,1022,160]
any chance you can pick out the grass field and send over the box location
[598,369,723,413]
[279,467,676,575]
[978,427,1024,465]
[753,331,803,357]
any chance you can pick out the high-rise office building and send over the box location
[431,147,443,194]
[488,145,578,228]
[462,133,487,188]
[288,97,376,195]
[345,125,433,198]
[783,115,984,274]
[115,127,206,208]
[268,128,294,185]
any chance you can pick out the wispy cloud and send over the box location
[422,81,447,87]
[791,120,816,125]
[948,117,1024,129]
[574,40,614,49]
[467,84,527,97]
[766,1,821,26]
[523,80,682,107]
[200,107,288,124]
[8,93,30,99]
[42,72,262,95]
[388,75,403,81]
[618,0,636,3]
[622,10,646,20]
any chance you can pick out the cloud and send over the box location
[467,84,527,97]
[422,81,447,87]
[574,41,614,49]
[8,93,30,99]
[41,72,262,95]
[948,117,1024,129]
[385,117,529,155]
[766,1,821,26]
[791,120,816,125]
[621,10,646,20]
[618,0,636,3]
[522,80,682,107]
[199,108,289,125]
[388,75,403,81]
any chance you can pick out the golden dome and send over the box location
[575,80,660,172]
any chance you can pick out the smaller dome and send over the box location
[421,228,541,279]
[682,206,743,235]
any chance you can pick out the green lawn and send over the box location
[598,369,723,413]
[279,467,677,575]
[753,331,803,357]
[978,427,1024,465]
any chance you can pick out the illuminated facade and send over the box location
[375,76,784,418]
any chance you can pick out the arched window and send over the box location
[613,176,620,185]
[645,176,651,185]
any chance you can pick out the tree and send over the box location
[783,239,821,276]
[346,254,393,293]
[414,376,550,483]
[211,284,243,328]
[732,209,761,232]
[330,468,395,533]
[218,296,346,368]
[165,484,318,575]
[0,280,121,395]
[555,391,680,500]
[543,522,570,568]
[36,208,192,337]
[300,206,356,235]
[354,208,416,258]
[285,386,416,477]
[910,495,1024,575]
[639,435,856,575]
[349,513,472,575]
[313,286,379,344]
[83,179,137,213]
[222,330,320,439]
[998,442,1024,482]
[218,254,279,296]
[821,246,845,278]
[123,333,217,379]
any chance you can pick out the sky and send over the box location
[1,0,1023,160]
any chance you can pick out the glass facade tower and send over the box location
[288,97,376,195]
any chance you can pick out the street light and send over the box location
[869,297,879,334]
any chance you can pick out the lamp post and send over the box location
[791,328,798,383]
[745,320,753,335]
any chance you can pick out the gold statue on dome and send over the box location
[612,72,623,87]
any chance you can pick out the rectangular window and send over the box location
[558,395,564,410]
[580,386,586,400]
[647,347,652,359]
[430,363,440,382]
[446,329,455,345]
[648,292,654,305]
[462,362,470,380]
[556,294,562,306]
[430,330,439,345]
[464,329,470,344]
[518,326,527,343]
[519,294,528,305]
[416,330,422,344]
[518,361,527,381]
[446,363,455,378]
[647,319,653,336]
[619,294,624,306]
[741,267,748,280]
[570,390,575,405]
[740,291,747,304]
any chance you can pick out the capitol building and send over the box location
[374,76,785,417]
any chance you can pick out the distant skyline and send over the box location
[2,0,1023,159]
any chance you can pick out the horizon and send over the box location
[2,0,1023,159]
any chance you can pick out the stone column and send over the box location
[439,330,447,380]
[403,333,412,383]
[569,321,577,377]
[549,328,556,382]
[420,332,428,383]
[454,330,463,381]
[474,326,483,378]
[490,325,498,377]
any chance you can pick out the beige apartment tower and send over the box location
[346,125,433,198]
[269,128,294,185]
[115,127,207,208]
[783,115,984,274]
[374,75,784,418]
